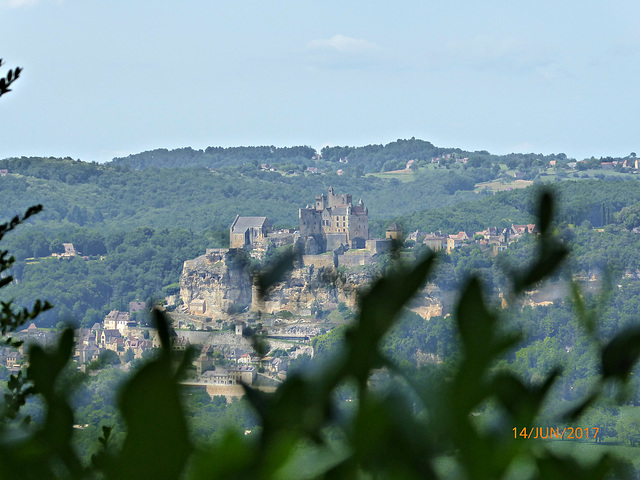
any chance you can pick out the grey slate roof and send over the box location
[331,206,349,215]
[386,221,401,231]
[231,216,268,233]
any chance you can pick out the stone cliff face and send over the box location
[180,249,444,320]
[254,265,372,315]
[180,249,253,319]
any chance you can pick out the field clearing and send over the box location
[475,178,533,192]
[367,169,416,182]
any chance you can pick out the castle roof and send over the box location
[351,205,367,215]
[331,206,349,215]
[386,222,401,231]
[231,216,268,233]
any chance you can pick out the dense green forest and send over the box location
[107,137,581,175]
[0,156,491,232]
[3,153,640,329]
[6,150,640,476]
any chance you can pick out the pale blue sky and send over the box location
[1,1,639,162]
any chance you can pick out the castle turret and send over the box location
[385,222,402,241]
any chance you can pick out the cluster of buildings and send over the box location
[74,304,153,365]
[1,323,58,372]
[228,186,535,269]
[417,223,537,255]
[51,243,81,258]
[430,154,469,164]
[0,304,153,372]
[194,343,313,386]
[600,159,638,170]
[229,187,402,268]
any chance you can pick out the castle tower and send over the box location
[300,188,369,252]
[385,222,402,241]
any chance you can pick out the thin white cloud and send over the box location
[0,0,39,7]
[308,34,380,54]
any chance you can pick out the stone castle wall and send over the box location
[302,254,336,269]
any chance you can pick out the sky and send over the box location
[1,1,639,163]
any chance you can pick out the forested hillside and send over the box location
[3,153,640,329]
[108,137,577,175]
[110,145,317,170]
[5,149,640,475]
[0,156,490,233]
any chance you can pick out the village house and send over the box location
[423,233,447,252]
[233,365,257,385]
[51,243,79,258]
[237,353,252,365]
[202,367,232,385]
[98,329,121,348]
[194,344,214,375]
[189,299,206,315]
[225,347,251,365]
[446,231,473,253]
[125,337,152,359]
[13,323,59,354]
[269,357,288,374]
[6,351,22,371]
[63,243,78,256]
[103,310,133,334]
[202,365,256,386]
[75,344,100,364]
[406,230,424,242]
[510,224,537,236]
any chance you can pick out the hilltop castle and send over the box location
[228,187,391,260]
[299,186,370,251]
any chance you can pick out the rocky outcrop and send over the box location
[180,249,253,319]
[180,248,374,318]
[408,297,443,320]
[254,265,372,315]
[180,248,445,320]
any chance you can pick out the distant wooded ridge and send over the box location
[108,138,578,173]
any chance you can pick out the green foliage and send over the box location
[108,309,194,480]
[5,188,640,478]
[3,226,214,327]
[0,58,22,98]
[0,329,84,477]
[617,411,640,446]
[0,205,53,341]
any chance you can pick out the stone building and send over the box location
[423,233,447,251]
[229,216,270,249]
[103,310,132,334]
[299,187,369,251]
[385,222,402,241]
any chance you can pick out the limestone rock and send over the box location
[180,248,444,321]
